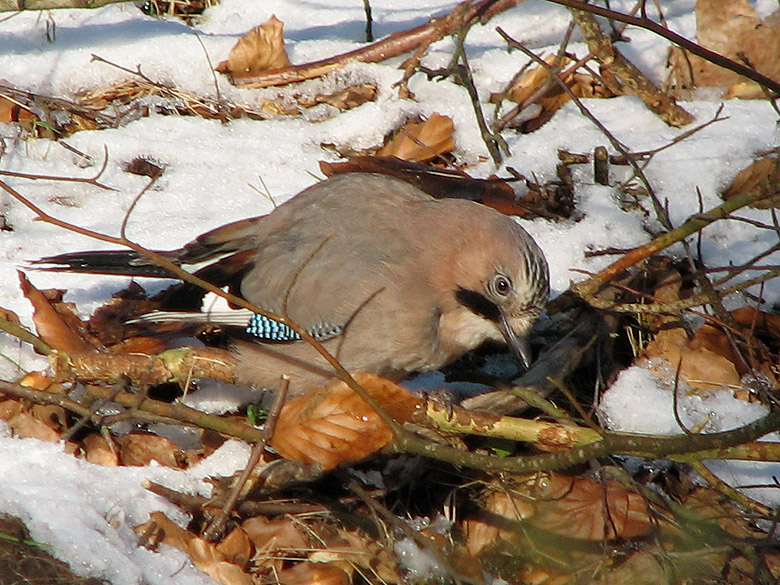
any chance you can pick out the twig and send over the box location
[569,7,693,127]
[0,0,127,11]
[0,83,118,129]
[497,27,669,226]
[449,22,507,164]
[544,0,780,95]
[228,0,520,88]
[395,410,780,474]
[0,146,116,191]
[348,479,467,585]
[0,309,52,355]
[0,178,405,440]
[424,399,602,448]
[568,189,777,305]
[361,0,373,43]
[202,376,290,541]
[0,379,91,417]
[691,461,773,518]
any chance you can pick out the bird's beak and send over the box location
[499,313,533,369]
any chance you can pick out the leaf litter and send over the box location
[1,1,780,584]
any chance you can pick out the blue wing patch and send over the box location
[246,314,343,342]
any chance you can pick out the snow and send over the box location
[0,430,250,585]
[0,0,779,582]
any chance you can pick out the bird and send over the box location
[36,172,550,397]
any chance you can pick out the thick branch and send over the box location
[0,0,126,10]
[570,8,693,127]
[396,410,780,473]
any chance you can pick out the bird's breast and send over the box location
[435,307,503,362]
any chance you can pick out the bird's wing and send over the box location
[238,173,433,337]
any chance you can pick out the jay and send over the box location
[38,172,549,396]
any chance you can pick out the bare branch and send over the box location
[228,0,521,88]
[0,0,129,13]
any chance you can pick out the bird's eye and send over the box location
[492,274,512,297]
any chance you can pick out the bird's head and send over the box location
[440,211,549,368]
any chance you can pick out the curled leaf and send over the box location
[722,155,780,209]
[216,15,291,78]
[377,113,455,163]
[18,271,97,354]
[271,373,420,469]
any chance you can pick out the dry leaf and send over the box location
[215,527,252,569]
[463,488,534,556]
[531,474,652,540]
[667,0,780,95]
[18,271,97,354]
[277,562,351,585]
[6,411,61,442]
[642,269,742,391]
[503,55,565,104]
[299,83,378,111]
[316,527,401,583]
[0,96,38,124]
[136,511,195,552]
[645,327,742,391]
[135,512,253,585]
[722,155,780,208]
[491,55,613,132]
[376,113,455,163]
[216,15,291,78]
[271,373,420,470]
[199,561,254,585]
[0,399,23,421]
[30,404,68,433]
[82,433,119,466]
[120,434,185,468]
[241,516,308,573]
[466,473,652,555]
[18,371,54,390]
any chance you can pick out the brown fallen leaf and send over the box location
[18,271,98,354]
[6,412,61,442]
[492,55,614,132]
[320,157,549,217]
[722,154,780,209]
[17,371,54,391]
[298,83,378,111]
[276,562,351,585]
[216,15,291,78]
[376,113,455,163]
[241,515,308,573]
[135,512,254,585]
[82,433,120,466]
[465,472,652,556]
[120,434,186,468]
[645,326,742,391]
[667,0,780,96]
[530,474,653,540]
[271,373,421,470]
[215,527,252,569]
[0,96,38,124]
[0,399,24,421]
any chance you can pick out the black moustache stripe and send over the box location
[455,287,501,323]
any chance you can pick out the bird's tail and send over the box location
[32,250,179,278]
